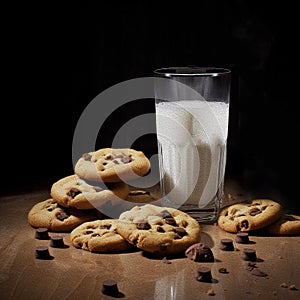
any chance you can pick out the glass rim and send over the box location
[154,66,231,77]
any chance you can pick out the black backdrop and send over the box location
[2,2,298,212]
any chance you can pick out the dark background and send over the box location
[2,2,298,212]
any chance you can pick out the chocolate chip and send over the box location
[185,243,214,262]
[35,227,50,240]
[249,207,261,216]
[35,246,53,260]
[242,248,257,261]
[101,279,119,297]
[67,188,81,198]
[56,209,69,221]
[173,227,187,237]
[235,232,250,244]
[165,217,177,226]
[195,267,213,282]
[218,267,229,274]
[120,155,132,164]
[241,220,249,229]
[137,222,151,230]
[160,210,172,219]
[82,153,92,161]
[100,224,112,230]
[219,239,234,251]
[157,226,165,233]
[113,159,120,164]
[50,235,67,248]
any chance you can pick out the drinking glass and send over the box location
[154,67,231,223]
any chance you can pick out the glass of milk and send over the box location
[154,67,231,223]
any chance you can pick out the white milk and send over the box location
[156,100,229,211]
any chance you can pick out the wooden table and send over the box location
[0,182,299,300]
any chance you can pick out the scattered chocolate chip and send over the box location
[137,222,151,230]
[185,243,214,262]
[173,227,187,237]
[113,159,120,164]
[67,188,81,198]
[35,246,53,260]
[101,279,119,297]
[218,268,229,274]
[162,257,171,264]
[56,210,69,221]
[82,153,92,161]
[50,235,68,248]
[219,239,234,251]
[242,248,257,261]
[35,227,50,240]
[195,267,213,282]
[235,232,250,244]
[165,217,177,226]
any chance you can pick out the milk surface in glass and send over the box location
[156,99,229,220]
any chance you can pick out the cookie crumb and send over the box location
[280,283,288,288]
[289,284,298,290]
[207,289,215,296]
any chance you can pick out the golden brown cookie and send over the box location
[70,219,133,253]
[50,174,129,210]
[74,148,151,183]
[117,204,201,256]
[264,214,300,236]
[27,198,99,232]
[217,199,283,233]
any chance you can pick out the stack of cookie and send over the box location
[28,148,152,232]
[217,199,300,236]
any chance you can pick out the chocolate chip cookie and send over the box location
[217,199,283,233]
[264,214,300,236]
[117,204,201,256]
[70,219,133,253]
[28,198,99,232]
[74,148,151,183]
[50,175,130,210]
